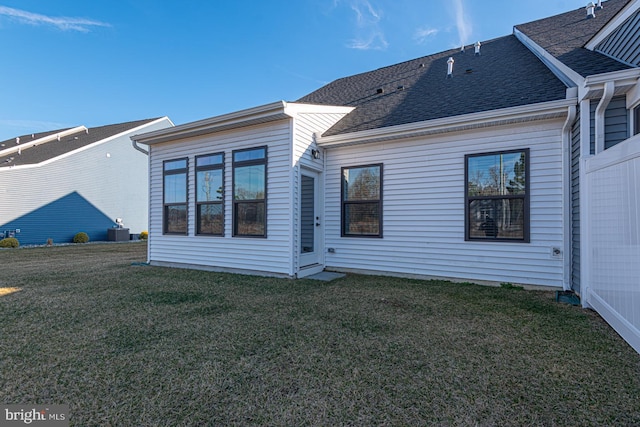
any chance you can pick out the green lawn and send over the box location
[1,242,639,426]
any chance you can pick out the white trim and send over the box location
[317,98,576,147]
[513,27,584,88]
[585,0,640,49]
[0,125,87,158]
[131,102,353,146]
[0,117,172,171]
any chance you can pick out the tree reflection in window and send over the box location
[342,164,382,237]
[465,150,529,242]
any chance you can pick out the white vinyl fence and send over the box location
[583,134,640,354]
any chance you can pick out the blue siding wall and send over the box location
[1,191,117,245]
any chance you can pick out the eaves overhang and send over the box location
[579,68,640,100]
[131,101,291,145]
[316,98,576,148]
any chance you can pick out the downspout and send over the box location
[132,140,149,155]
[594,81,615,154]
[562,104,577,291]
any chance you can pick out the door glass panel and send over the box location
[301,175,314,253]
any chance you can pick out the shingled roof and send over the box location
[297,0,637,137]
[515,0,633,76]
[297,35,568,136]
[0,118,161,168]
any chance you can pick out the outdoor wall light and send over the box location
[312,149,320,159]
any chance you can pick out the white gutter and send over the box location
[130,117,174,155]
[317,98,576,147]
[562,105,577,291]
[0,126,87,158]
[595,81,615,154]
[131,101,291,145]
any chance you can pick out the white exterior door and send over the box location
[299,169,323,275]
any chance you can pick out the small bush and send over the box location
[73,232,90,244]
[139,231,149,240]
[0,237,19,248]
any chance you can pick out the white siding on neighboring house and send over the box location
[0,118,171,240]
[324,119,566,287]
[148,120,296,276]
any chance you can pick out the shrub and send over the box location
[0,237,19,248]
[73,232,90,244]
[139,231,149,240]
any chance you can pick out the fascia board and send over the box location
[317,99,576,148]
[0,126,87,158]
[580,68,640,100]
[283,103,355,116]
[131,101,290,145]
[585,0,640,49]
[513,27,585,88]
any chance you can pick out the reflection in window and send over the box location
[465,150,529,242]
[341,164,382,237]
[163,158,188,234]
[196,153,224,235]
[233,147,267,237]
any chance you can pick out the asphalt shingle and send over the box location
[0,118,160,167]
[515,0,633,76]
[297,35,568,136]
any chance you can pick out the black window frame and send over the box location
[232,146,267,238]
[195,153,225,236]
[163,157,189,235]
[634,105,640,136]
[341,163,383,238]
[465,149,530,243]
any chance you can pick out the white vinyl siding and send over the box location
[148,121,294,276]
[324,119,566,287]
[290,111,352,273]
[0,119,171,243]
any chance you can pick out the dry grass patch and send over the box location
[0,287,21,297]
[1,242,639,426]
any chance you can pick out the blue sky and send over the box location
[0,0,589,140]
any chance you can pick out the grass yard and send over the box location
[1,242,639,426]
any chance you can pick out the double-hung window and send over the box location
[465,149,529,242]
[341,164,383,237]
[233,147,267,237]
[163,158,188,234]
[196,153,224,235]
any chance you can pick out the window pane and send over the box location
[468,152,526,196]
[235,165,265,200]
[344,203,380,235]
[234,148,265,162]
[343,166,380,201]
[164,173,186,203]
[198,204,223,235]
[469,199,524,240]
[197,169,223,202]
[235,202,265,236]
[165,205,187,233]
[197,154,223,167]
[164,159,187,171]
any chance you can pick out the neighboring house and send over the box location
[0,117,173,245]
[133,1,639,350]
